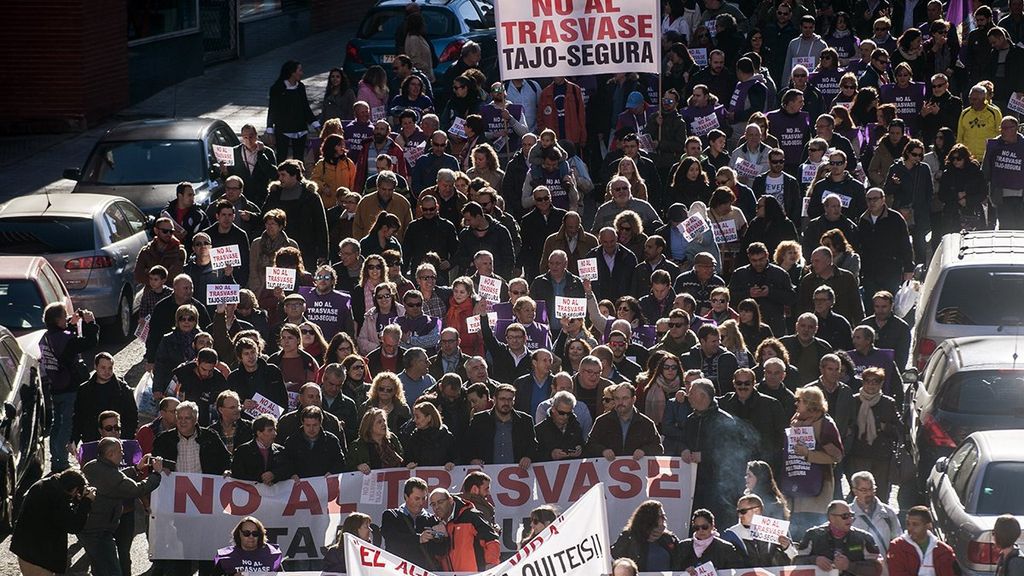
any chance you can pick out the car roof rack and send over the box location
[956,229,1024,259]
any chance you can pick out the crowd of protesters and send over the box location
[12,0,1024,573]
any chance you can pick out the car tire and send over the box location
[105,292,134,343]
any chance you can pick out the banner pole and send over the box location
[658,0,664,144]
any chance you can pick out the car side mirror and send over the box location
[63,167,81,181]
[934,456,949,473]
[902,368,919,385]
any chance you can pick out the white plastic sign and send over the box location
[554,296,587,319]
[680,214,709,242]
[578,257,599,281]
[750,514,791,544]
[210,244,241,270]
[206,283,240,305]
[265,267,296,290]
[786,426,817,453]
[246,392,284,419]
[466,312,498,334]
[695,561,717,576]
[448,117,467,139]
[212,144,234,166]
[689,48,708,67]
[478,275,503,303]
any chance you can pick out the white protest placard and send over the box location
[801,162,820,184]
[209,244,241,270]
[448,116,467,139]
[212,144,234,166]
[478,275,503,303]
[786,426,817,453]
[554,296,587,319]
[495,0,659,80]
[792,56,816,71]
[704,19,718,37]
[492,135,509,153]
[1010,92,1024,116]
[711,219,739,244]
[693,112,720,136]
[135,314,150,342]
[735,157,760,179]
[750,514,791,544]
[246,392,284,419]
[801,196,811,217]
[370,105,387,122]
[680,214,709,242]
[404,142,426,166]
[577,257,599,281]
[689,47,708,67]
[695,560,718,576]
[265,266,296,290]
[466,312,498,334]
[206,284,240,305]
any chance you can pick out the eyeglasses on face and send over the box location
[240,530,261,537]
[178,316,197,322]
[366,264,384,270]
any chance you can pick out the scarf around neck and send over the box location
[857,389,882,444]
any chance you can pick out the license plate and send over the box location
[381,54,395,64]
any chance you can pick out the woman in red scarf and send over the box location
[445,276,485,356]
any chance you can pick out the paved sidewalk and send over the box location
[0,22,356,203]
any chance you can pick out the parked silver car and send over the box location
[0,194,151,341]
[927,430,1024,576]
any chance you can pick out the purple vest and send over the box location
[492,302,549,324]
[986,137,1024,190]
[767,110,812,164]
[809,68,843,102]
[300,287,352,341]
[535,167,572,210]
[481,102,525,151]
[214,544,283,573]
[344,120,374,157]
[494,319,552,351]
[879,82,927,131]
[728,78,764,116]
[681,104,728,138]
[848,347,899,396]
[781,416,842,496]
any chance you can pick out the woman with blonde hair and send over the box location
[349,407,404,473]
[613,210,647,260]
[608,156,648,201]
[718,319,751,368]
[785,384,844,536]
[359,371,411,432]
[773,240,804,287]
[466,143,504,190]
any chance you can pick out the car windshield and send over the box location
[0,279,46,331]
[935,269,1024,325]
[977,462,1024,515]
[81,140,205,185]
[939,370,1024,416]
[358,8,457,38]
[0,217,96,254]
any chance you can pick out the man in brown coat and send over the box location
[133,216,186,285]
[539,211,599,276]
[585,382,663,460]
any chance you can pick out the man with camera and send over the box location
[81,437,165,576]
[11,468,95,576]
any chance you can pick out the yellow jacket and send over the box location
[310,157,356,209]
[957,104,1002,161]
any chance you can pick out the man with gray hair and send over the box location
[355,119,409,191]
[780,312,834,385]
[353,168,414,240]
[592,175,661,232]
[427,485,501,572]
[534,387,585,461]
[530,248,585,334]
[730,123,772,186]
[276,382,343,444]
[420,168,466,226]
[758,357,796,420]
[584,227,638,301]
[429,327,468,381]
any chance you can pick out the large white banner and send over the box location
[346,483,610,576]
[283,566,833,576]
[495,0,660,80]
[150,457,695,561]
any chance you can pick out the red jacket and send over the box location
[436,496,500,572]
[354,136,409,192]
[887,533,958,576]
[537,80,587,147]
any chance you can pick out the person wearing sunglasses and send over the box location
[722,494,796,567]
[534,386,586,462]
[808,149,867,221]
[214,516,283,574]
[72,353,138,449]
[794,500,882,575]
[671,508,744,570]
[134,216,187,286]
[884,137,933,261]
